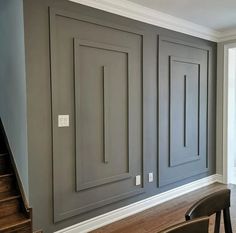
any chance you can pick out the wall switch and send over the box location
[58,115,70,127]
[148,172,154,182]
[135,175,141,186]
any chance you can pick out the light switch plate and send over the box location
[148,172,154,182]
[58,115,70,127]
[135,175,141,186]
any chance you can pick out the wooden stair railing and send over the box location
[0,118,33,233]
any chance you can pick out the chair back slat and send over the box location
[214,211,221,233]
[223,208,233,233]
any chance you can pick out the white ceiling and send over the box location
[129,0,236,32]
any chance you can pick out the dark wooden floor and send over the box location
[91,183,236,233]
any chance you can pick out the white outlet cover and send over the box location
[148,172,154,182]
[58,115,70,127]
[135,175,141,186]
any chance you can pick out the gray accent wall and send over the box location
[158,37,212,186]
[50,11,143,221]
[0,0,29,198]
[23,0,216,232]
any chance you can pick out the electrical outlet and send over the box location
[148,172,154,182]
[58,115,70,127]
[135,175,141,186]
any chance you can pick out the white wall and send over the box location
[227,48,236,181]
[217,39,236,176]
[216,43,224,175]
[0,0,29,198]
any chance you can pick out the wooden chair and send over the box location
[185,189,232,233]
[159,217,209,233]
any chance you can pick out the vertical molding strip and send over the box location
[184,74,187,147]
[197,65,201,156]
[206,51,210,168]
[103,65,109,164]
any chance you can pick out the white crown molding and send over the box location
[69,0,221,42]
[218,29,236,42]
[54,174,222,233]
[68,0,236,43]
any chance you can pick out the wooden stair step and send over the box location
[0,122,32,232]
[0,148,7,154]
[0,154,10,162]
[0,159,12,176]
[0,190,20,203]
[0,149,7,155]
[0,154,12,174]
[0,174,16,193]
[0,169,12,176]
[0,166,12,176]
[0,213,31,232]
[0,197,21,218]
[0,174,14,179]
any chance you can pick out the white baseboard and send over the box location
[214,173,223,183]
[55,174,223,233]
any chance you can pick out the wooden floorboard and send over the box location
[91,183,236,233]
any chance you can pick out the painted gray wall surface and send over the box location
[23,0,216,232]
[158,38,211,186]
[50,14,143,222]
[0,0,29,198]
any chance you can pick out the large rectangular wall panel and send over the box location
[159,37,209,187]
[50,8,144,222]
[74,39,131,191]
[169,56,201,166]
